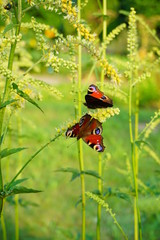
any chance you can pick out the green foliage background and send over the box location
[0,0,160,240]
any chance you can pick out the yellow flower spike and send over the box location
[89,108,120,123]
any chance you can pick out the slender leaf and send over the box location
[135,140,152,150]
[5,178,28,190]
[0,99,17,109]
[0,134,4,145]
[3,23,18,35]
[12,83,44,113]
[55,168,102,181]
[0,147,27,159]
[103,187,131,202]
[55,167,80,181]
[8,186,42,195]
[6,195,39,207]
[75,197,82,208]
[82,170,102,179]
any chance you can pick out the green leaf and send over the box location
[5,178,28,190]
[103,187,131,202]
[6,195,39,207]
[12,83,44,113]
[8,186,42,195]
[55,168,80,181]
[3,23,18,35]
[93,12,109,19]
[0,99,17,109]
[135,140,152,150]
[75,197,82,208]
[55,168,102,181]
[82,170,102,180]
[0,134,4,145]
[0,147,27,159]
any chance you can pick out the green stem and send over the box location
[0,0,22,217]
[15,195,19,240]
[129,73,138,240]
[1,209,7,240]
[135,86,142,240]
[15,117,22,240]
[97,1,107,239]
[77,0,85,239]
[6,134,61,191]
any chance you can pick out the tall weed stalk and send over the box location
[127,8,141,240]
[77,0,86,239]
[97,0,107,239]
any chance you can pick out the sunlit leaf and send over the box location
[0,99,17,109]
[12,83,44,113]
[0,147,27,159]
[3,23,18,35]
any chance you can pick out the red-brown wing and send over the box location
[78,116,103,139]
[66,114,92,139]
[66,123,80,138]
[84,84,113,109]
[82,135,105,152]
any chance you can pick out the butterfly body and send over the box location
[66,114,105,152]
[84,84,113,109]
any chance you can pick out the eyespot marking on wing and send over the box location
[93,144,103,152]
[92,127,102,135]
[88,84,96,93]
[66,130,74,137]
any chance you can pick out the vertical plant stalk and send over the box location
[77,0,85,239]
[15,117,22,240]
[128,8,141,240]
[0,0,22,216]
[128,74,138,240]
[97,1,107,239]
[134,85,142,240]
[1,212,7,240]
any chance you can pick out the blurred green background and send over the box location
[0,0,160,239]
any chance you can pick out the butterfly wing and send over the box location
[66,114,92,139]
[80,116,105,152]
[78,115,103,138]
[66,123,80,138]
[66,114,105,152]
[84,84,113,109]
[82,135,105,152]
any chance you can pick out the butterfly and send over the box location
[66,114,105,152]
[84,84,113,109]
[4,2,12,10]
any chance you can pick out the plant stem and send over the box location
[0,0,22,216]
[1,209,7,240]
[97,1,107,239]
[15,117,22,240]
[77,0,85,239]
[135,86,142,240]
[129,72,138,240]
